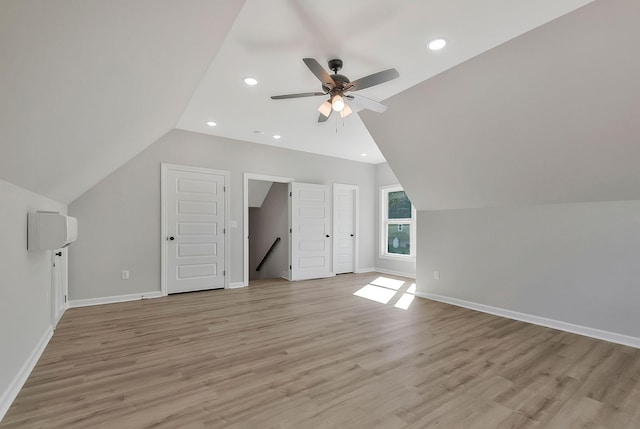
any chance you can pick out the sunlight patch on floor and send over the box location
[407,283,416,294]
[370,276,405,290]
[353,277,416,310]
[394,293,415,310]
[353,284,397,304]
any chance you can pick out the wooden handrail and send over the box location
[256,237,281,272]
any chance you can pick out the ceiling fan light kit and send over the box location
[318,101,332,117]
[340,103,353,119]
[331,94,345,112]
[272,58,399,123]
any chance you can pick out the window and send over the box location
[380,185,416,259]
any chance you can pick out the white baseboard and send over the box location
[69,291,162,308]
[355,267,375,273]
[0,327,53,421]
[374,268,416,279]
[228,282,246,289]
[416,291,640,349]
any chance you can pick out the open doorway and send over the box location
[249,182,289,281]
[243,173,293,286]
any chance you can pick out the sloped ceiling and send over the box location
[361,0,640,211]
[0,0,245,203]
[248,180,273,208]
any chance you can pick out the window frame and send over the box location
[379,185,416,261]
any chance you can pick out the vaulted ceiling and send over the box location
[362,0,640,210]
[0,0,245,203]
[3,0,626,209]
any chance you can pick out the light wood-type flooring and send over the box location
[2,273,640,428]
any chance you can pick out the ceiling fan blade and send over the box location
[271,92,326,100]
[345,94,388,113]
[303,58,335,88]
[347,68,399,92]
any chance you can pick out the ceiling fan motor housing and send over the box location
[328,59,343,72]
[322,59,350,94]
[323,73,350,94]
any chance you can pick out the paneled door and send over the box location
[51,248,67,328]
[164,165,227,294]
[289,182,332,281]
[333,184,358,274]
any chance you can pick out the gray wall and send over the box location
[361,0,640,212]
[374,163,416,277]
[0,179,66,413]
[417,200,640,338]
[249,182,288,280]
[69,129,377,300]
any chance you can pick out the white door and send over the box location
[51,249,67,327]
[333,184,358,274]
[165,167,226,293]
[289,182,332,280]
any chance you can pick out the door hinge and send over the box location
[224,186,226,192]
[289,192,292,197]
[64,295,67,303]
[289,228,292,233]
[223,270,226,276]
[289,265,292,270]
[223,228,226,234]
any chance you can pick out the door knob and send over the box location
[168,236,175,241]
[350,234,354,237]
[326,234,330,238]
[55,251,62,257]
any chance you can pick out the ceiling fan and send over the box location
[271,58,399,122]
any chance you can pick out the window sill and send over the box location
[379,254,415,262]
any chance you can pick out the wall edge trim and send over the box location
[416,291,640,349]
[374,268,416,279]
[69,291,162,308]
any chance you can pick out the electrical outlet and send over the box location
[434,270,440,280]
[122,270,130,280]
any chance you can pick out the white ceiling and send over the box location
[0,0,597,204]
[362,0,640,211]
[177,0,594,164]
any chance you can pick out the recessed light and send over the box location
[273,134,281,140]
[253,130,264,134]
[428,38,447,51]
[206,121,217,127]
[244,77,258,86]
[360,153,368,157]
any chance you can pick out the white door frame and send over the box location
[161,163,230,295]
[332,183,359,274]
[243,172,293,287]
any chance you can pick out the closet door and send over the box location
[289,182,332,281]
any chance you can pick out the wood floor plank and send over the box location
[2,273,640,428]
